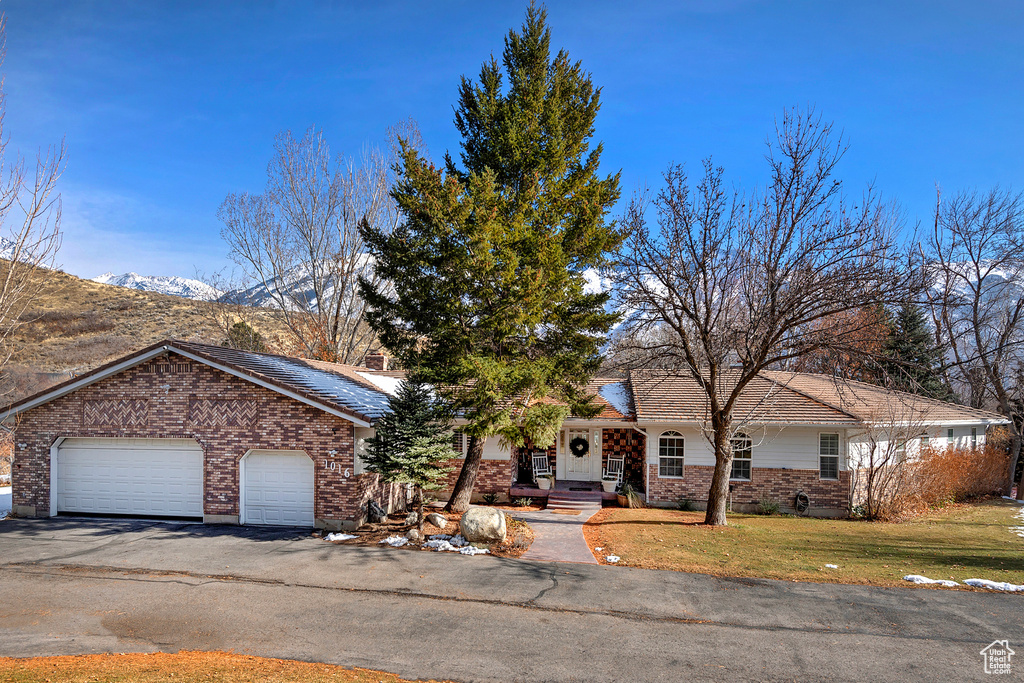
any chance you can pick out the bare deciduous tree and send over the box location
[219,125,405,364]
[611,108,909,525]
[925,187,1024,497]
[0,15,64,375]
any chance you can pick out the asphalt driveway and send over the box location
[0,517,1020,681]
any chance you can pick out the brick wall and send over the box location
[647,464,851,515]
[11,351,400,529]
[439,457,514,498]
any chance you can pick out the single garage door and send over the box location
[56,438,203,518]
[240,450,314,527]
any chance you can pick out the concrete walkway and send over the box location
[515,506,601,563]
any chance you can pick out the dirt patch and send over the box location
[323,509,535,558]
[0,651,452,682]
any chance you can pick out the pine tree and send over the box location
[359,4,623,512]
[222,321,266,352]
[362,377,459,529]
[880,301,953,401]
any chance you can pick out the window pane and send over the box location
[451,430,464,453]
[820,455,839,479]
[659,457,683,477]
[819,433,839,456]
[731,459,751,480]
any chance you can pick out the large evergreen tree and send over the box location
[362,377,459,530]
[880,301,952,400]
[359,4,623,512]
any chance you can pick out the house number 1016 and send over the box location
[322,460,350,478]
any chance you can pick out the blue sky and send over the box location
[5,1,1022,280]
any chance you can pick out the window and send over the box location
[920,434,930,447]
[730,433,752,480]
[894,440,907,461]
[971,427,978,448]
[658,431,685,478]
[819,433,840,480]
[947,428,954,441]
[451,430,465,455]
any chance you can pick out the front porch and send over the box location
[509,478,619,503]
[509,425,646,504]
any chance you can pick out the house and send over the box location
[2,340,1007,528]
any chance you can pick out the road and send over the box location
[0,518,1019,682]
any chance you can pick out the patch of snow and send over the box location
[325,532,357,542]
[423,534,490,555]
[1001,496,1024,504]
[598,382,631,416]
[92,272,222,301]
[594,547,603,552]
[964,578,1024,592]
[0,486,11,519]
[355,371,404,396]
[1011,506,1024,539]
[237,352,393,419]
[605,555,620,563]
[379,535,409,547]
[903,574,960,587]
[825,564,838,569]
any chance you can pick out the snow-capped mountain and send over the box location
[91,272,223,301]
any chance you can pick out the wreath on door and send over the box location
[569,436,590,457]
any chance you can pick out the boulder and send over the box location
[425,513,448,530]
[406,528,423,542]
[366,500,387,524]
[459,506,506,543]
[404,511,419,525]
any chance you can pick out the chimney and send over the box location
[364,351,389,372]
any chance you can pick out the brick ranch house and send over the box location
[2,340,1007,528]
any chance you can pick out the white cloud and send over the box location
[55,185,230,280]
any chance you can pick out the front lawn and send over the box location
[583,498,1024,588]
[0,651,453,683]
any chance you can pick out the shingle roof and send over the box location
[1,340,394,425]
[761,371,1007,425]
[628,370,860,425]
[172,341,393,420]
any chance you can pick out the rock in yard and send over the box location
[425,513,447,530]
[405,511,419,525]
[406,528,423,542]
[366,500,388,524]
[460,506,506,543]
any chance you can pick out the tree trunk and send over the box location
[704,420,732,526]
[1007,431,1023,500]
[414,485,424,532]
[446,435,483,513]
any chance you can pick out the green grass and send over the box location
[585,498,1024,588]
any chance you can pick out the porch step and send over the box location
[547,490,603,511]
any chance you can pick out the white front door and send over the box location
[240,450,315,527]
[563,428,600,481]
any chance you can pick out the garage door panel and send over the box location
[242,451,314,527]
[56,438,203,518]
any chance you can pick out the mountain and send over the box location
[91,272,222,301]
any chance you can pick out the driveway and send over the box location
[0,518,1020,682]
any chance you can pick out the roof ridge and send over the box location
[774,370,1006,422]
[174,339,387,396]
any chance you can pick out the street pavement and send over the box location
[0,518,1020,682]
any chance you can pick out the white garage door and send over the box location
[241,450,314,527]
[56,438,203,518]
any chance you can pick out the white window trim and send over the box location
[658,431,685,479]
[818,432,841,481]
[729,433,752,481]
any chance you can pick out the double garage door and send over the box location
[55,439,314,526]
